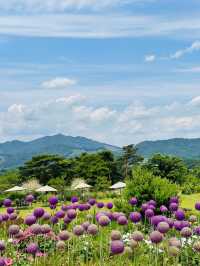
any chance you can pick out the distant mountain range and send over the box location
[1,135,200,170]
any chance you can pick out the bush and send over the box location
[181,174,200,194]
[115,166,179,213]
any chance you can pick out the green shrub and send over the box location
[115,166,179,213]
[181,174,200,194]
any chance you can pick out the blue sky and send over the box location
[1,0,200,146]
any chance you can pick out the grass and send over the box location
[181,193,200,210]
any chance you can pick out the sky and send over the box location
[1,0,200,146]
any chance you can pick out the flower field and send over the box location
[0,195,200,265]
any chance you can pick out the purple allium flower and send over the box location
[169,203,178,212]
[87,224,98,235]
[106,202,113,209]
[71,196,78,203]
[98,215,110,226]
[132,231,144,242]
[117,216,128,225]
[26,243,38,255]
[170,197,179,204]
[78,204,85,212]
[8,225,20,236]
[141,203,148,212]
[129,212,141,223]
[56,241,65,250]
[195,202,200,211]
[41,224,51,234]
[24,215,36,226]
[42,212,51,221]
[88,198,96,206]
[82,221,90,231]
[167,218,174,228]
[0,241,5,252]
[147,204,156,210]
[0,216,3,223]
[151,215,167,227]
[97,202,104,209]
[194,226,200,236]
[2,214,9,222]
[9,213,17,221]
[175,210,185,221]
[61,205,68,212]
[50,205,56,210]
[56,210,65,219]
[67,209,77,220]
[160,205,168,213]
[63,215,72,224]
[6,207,14,214]
[48,196,58,206]
[145,209,154,218]
[0,258,5,266]
[50,216,58,224]
[58,230,70,241]
[3,199,12,208]
[73,225,84,236]
[180,227,192,238]
[30,224,41,235]
[111,230,122,241]
[112,212,121,220]
[169,237,181,248]
[110,240,124,255]
[33,208,44,218]
[173,221,183,231]
[26,194,34,203]
[15,230,24,239]
[129,197,137,206]
[129,239,138,249]
[193,241,200,252]
[157,222,169,234]
[148,200,156,207]
[150,231,163,244]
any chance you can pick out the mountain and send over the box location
[0,134,121,170]
[136,138,200,159]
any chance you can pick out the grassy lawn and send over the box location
[181,193,200,210]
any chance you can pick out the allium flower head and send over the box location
[2,214,9,222]
[88,198,96,206]
[58,230,70,241]
[160,205,168,213]
[169,196,179,204]
[30,224,41,235]
[132,231,143,242]
[169,203,178,212]
[26,194,34,203]
[193,241,200,252]
[98,215,110,226]
[6,207,14,214]
[71,196,78,203]
[50,216,58,224]
[33,208,44,218]
[67,209,76,220]
[8,225,20,236]
[117,215,128,225]
[56,210,65,219]
[24,215,36,226]
[175,210,185,221]
[3,199,12,208]
[169,237,181,248]
[151,215,166,227]
[63,215,71,224]
[111,230,122,241]
[73,225,84,236]
[194,226,200,236]
[0,241,5,252]
[180,227,192,238]
[129,212,141,223]
[61,205,68,212]
[129,197,137,206]
[106,202,113,209]
[26,243,38,254]
[150,231,163,244]
[87,224,98,235]
[0,258,5,266]
[157,222,169,234]
[141,203,148,212]
[148,200,156,207]
[97,202,104,209]
[129,239,138,249]
[145,209,154,218]
[168,246,180,257]
[41,224,51,234]
[110,240,124,255]
[82,221,90,231]
[189,215,197,223]
[48,196,58,206]
[195,202,200,211]
[56,240,65,250]
[42,212,51,221]
[9,213,17,221]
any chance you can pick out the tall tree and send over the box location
[121,145,143,179]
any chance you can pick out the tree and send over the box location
[145,154,188,184]
[19,154,73,185]
[0,170,20,191]
[121,145,143,178]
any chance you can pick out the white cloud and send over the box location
[145,54,156,62]
[170,41,200,59]
[0,14,200,39]
[41,77,77,89]
[2,94,200,145]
